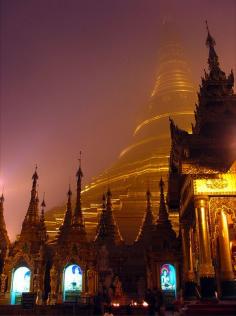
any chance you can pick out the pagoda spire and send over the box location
[40,193,46,223]
[39,194,47,242]
[0,193,10,246]
[63,185,73,227]
[205,20,220,73]
[192,22,234,135]
[23,166,40,225]
[145,188,154,225]
[72,153,86,234]
[94,194,107,243]
[135,188,154,244]
[106,187,112,211]
[157,177,169,223]
[94,188,123,246]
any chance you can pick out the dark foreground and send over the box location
[0,301,236,316]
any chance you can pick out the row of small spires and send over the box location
[0,161,170,244]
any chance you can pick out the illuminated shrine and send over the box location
[0,169,47,305]
[46,162,97,304]
[168,22,236,299]
[146,178,181,305]
[11,266,31,304]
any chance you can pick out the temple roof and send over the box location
[94,189,123,247]
[135,188,154,245]
[169,24,236,176]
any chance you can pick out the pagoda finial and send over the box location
[31,165,39,199]
[205,21,220,73]
[205,20,215,47]
[73,156,85,231]
[0,193,4,204]
[102,193,106,210]
[23,167,40,225]
[0,191,10,248]
[135,187,154,244]
[146,188,151,211]
[106,187,112,211]
[40,192,46,222]
[62,185,73,227]
[157,177,169,222]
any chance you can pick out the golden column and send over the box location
[181,223,196,299]
[194,196,215,278]
[188,228,195,280]
[218,209,234,281]
[181,224,195,281]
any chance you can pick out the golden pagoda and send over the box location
[45,23,197,243]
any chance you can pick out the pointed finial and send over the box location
[32,164,38,180]
[106,187,112,210]
[159,177,164,191]
[68,184,72,197]
[76,152,83,178]
[41,192,46,208]
[205,20,216,48]
[146,187,151,199]
[0,193,4,203]
[157,177,169,223]
[146,187,151,212]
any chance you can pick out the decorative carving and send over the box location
[0,273,7,293]
[206,178,228,190]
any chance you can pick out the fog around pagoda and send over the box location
[1,0,235,239]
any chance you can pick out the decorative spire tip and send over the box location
[41,192,46,208]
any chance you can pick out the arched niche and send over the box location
[11,266,31,305]
[63,264,82,302]
[160,263,176,292]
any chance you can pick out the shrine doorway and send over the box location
[63,264,82,302]
[160,263,176,306]
[11,266,31,304]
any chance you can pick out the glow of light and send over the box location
[63,264,82,302]
[119,135,169,158]
[143,301,148,307]
[112,302,120,307]
[134,111,194,136]
[11,266,31,305]
[83,166,169,193]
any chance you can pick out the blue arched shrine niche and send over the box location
[63,264,82,302]
[160,263,176,291]
[11,266,31,304]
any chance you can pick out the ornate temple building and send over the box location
[168,23,236,299]
[0,23,235,308]
[48,162,97,304]
[0,169,48,304]
[45,23,197,244]
[147,178,181,299]
[0,166,98,305]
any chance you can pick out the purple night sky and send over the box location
[0,0,235,239]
